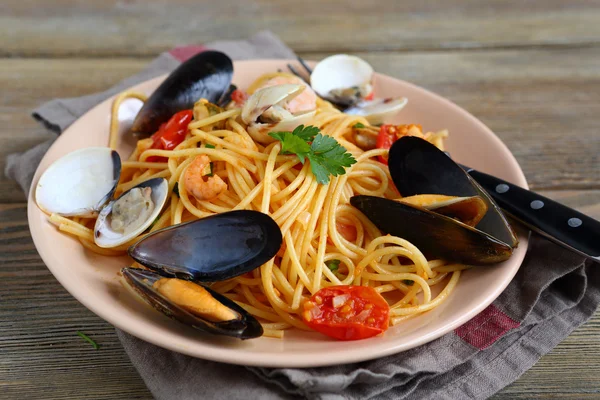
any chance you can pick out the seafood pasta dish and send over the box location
[34,52,518,341]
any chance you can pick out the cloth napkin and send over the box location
[6,31,600,400]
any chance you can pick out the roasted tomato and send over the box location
[231,89,248,106]
[302,285,390,340]
[147,110,193,162]
[375,123,423,164]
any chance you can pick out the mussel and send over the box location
[122,210,283,339]
[35,147,169,248]
[131,51,233,136]
[308,54,408,123]
[351,136,518,265]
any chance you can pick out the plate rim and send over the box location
[27,58,529,368]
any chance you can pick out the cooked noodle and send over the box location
[51,73,463,338]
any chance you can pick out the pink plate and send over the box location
[28,59,528,368]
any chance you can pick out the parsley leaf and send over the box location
[402,279,414,286]
[325,259,340,272]
[353,122,365,129]
[292,124,320,142]
[205,143,216,149]
[269,126,357,184]
[308,134,357,184]
[269,131,310,163]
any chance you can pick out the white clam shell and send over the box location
[93,178,169,248]
[310,54,373,104]
[345,97,408,125]
[247,110,317,144]
[242,84,316,145]
[241,84,305,124]
[35,147,121,217]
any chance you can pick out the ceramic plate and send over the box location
[28,59,528,367]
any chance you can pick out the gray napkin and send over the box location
[7,31,599,400]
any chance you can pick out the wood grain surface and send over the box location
[1,1,600,399]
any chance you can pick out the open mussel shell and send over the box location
[131,51,233,136]
[388,136,518,248]
[128,210,283,282]
[122,268,263,339]
[351,195,513,264]
[35,147,121,217]
[397,194,488,227]
[94,178,169,248]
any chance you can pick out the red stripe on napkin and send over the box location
[455,304,520,350]
[169,45,208,62]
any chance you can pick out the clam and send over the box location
[309,54,408,124]
[35,147,121,217]
[344,97,408,125]
[94,178,169,248]
[310,54,374,107]
[241,84,316,145]
[122,210,283,339]
[350,137,518,265]
[35,147,170,248]
[131,51,233,137]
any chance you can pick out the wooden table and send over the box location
[2,1,599,398]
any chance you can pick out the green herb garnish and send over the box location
[205,143,216,149]
[173,183,180,197]
[325,259,341,272]
[76,331,99,350]
[402,279,414,286]
[352,122,365,129]
[269,125,356,184]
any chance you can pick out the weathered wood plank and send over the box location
[1,193,599,398]
[2,46,599,201]
[0,0,599,57]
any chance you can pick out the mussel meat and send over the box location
[122,268,263,339]
[241,84,316,145]
[397,194,488,227]
[122,210,283,339]
[131,51,233,136]
[351,136,518,265]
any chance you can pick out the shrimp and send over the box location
[184,155,227,201]
[254,75,317,115]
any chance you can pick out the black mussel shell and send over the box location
[388,136,518,248]
[122,268,263,339]
[131,51,233,136]
[351,196,513,264]
[128,210,282,282]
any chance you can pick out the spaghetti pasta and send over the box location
[54,72,465,339]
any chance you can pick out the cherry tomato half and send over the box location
[302,286,390,341]
[231,89,248,106]
[147,110,193,162]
